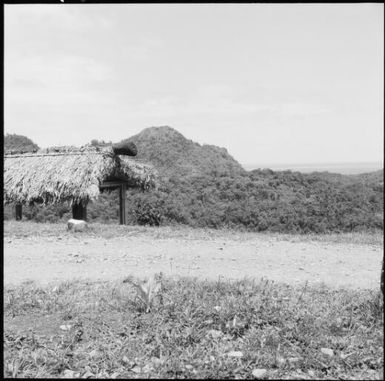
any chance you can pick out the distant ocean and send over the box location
[242,162,383,175]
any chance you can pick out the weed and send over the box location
[3,276,384,379]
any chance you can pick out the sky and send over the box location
[4,3,384,166]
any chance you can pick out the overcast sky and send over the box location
[4,4,384,165]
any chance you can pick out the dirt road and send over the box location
[4,224,383,289]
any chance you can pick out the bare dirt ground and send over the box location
[4,222,383,289]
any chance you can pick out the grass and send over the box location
[4,220,384,246]
[4,275,384,379]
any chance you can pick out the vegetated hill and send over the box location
[4,133,40,153]
[4,129,383,234]
[123,126,245,179]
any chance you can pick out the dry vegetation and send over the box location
[4,147,157,205]
[4,220,384,246]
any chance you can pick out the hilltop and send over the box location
[4,133,40,153]
[123,126,245,179]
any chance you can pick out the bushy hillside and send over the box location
[4,133,40,153]
[124,126,245,178]
[4,128,383,233]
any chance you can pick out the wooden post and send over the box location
[119,183,127,225]
[15,203,22,220]
[72,202,87,221]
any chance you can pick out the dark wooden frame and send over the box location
[99,181,129,225]
[72,202,87,220]
[13,181,129,225]
[15,203,23,220]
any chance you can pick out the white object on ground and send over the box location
[67,219,87,232]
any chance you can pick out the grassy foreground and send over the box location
[4,275,384,379]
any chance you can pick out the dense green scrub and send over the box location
[5,168,383,233]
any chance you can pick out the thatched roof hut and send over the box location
[4,145,157,207]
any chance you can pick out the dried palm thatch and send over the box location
[4,146,157,206]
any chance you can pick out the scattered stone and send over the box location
[130,366,142,374]
[81,370,94,379]
[142,364,152,373]
[67,219,87,232]
[288,357,301,364]
[63,370,79,378]
[151,357,164,366]
[228,351,243,358]
[207,329,223,339]
[89,349,100,358]
[251,368,267,379]
[321,348,334,357]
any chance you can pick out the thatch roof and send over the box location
[4,146,157,205]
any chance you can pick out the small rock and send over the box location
[60,324,71,331]
[142,364,152,373]
[252,368,267,379]
[228,351,243,358]
[185,364,193,370]
[321,348,334,357]
[151,357,164,366]
[110,372,120,379]
[288,357,301,364]
[213,306,221,312]
[207,329,223,339]
[89,349,99,358]
[67,219,87,232]
[130,366,142,374]
[63,370,77,378]
[82,370,94,379]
